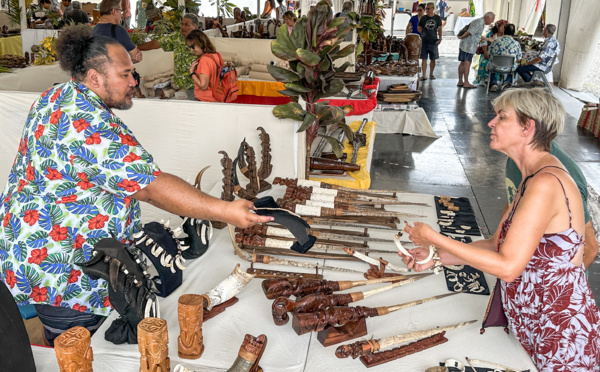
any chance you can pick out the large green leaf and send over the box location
[290,17,308,49]
[296,49,321,66]
[318,134,345,158]
[336,26,352,40]
[277,89,303,97]
[355,41,364,58]
[304,66,316,84]
[318,56,331,72]
[341,121,355,141]
[334,61,351,73]
[330,44,355,60]
[272,102,306,121]
[271,40,297,61]
[284,82,313,93]
[267,65,301,83]
[298,112,318,132]
[328,17,346,29]
[323,78,345,96]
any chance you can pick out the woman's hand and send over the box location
[403,221,437,248]
[190,60,199,75]
[224,199,273,228]
[398,246,435,272]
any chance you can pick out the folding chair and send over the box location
[486,54,516,94]
[531,54,557,93]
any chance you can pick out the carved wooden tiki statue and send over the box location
[54,326,93,372]
[138,317,170,372]
[177,294,207,359]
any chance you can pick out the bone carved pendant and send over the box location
[54,326,93,372]
[138,317,170,372]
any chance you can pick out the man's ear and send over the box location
[85,68,104,90]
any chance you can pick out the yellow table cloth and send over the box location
[238,79,285,97]
[0,35,23,56]
[309,120,375,189]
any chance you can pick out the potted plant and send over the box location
[267,0,356,175]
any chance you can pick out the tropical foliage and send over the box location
[268,0,356,157]
[32,36,57,66]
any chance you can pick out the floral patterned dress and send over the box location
[498,166,600,371]
[0,80,161,316]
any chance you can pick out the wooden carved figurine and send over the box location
[261,276,401,299]
[256,127,272,192]
[138,317,170,372]
[54,326,93,372]
[227,334,267,372]
[178,294,207,359]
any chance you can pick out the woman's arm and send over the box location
[191,73,210,90]
[406,21,412,35]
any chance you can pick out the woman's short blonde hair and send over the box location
[492,88,565,152]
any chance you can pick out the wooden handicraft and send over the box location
[270,274,429,325]
[261,276,409,299]
[138,317,170,372]
[362,332,448,368]
[233,141,260,200]
[54,326,93,372]
[227,334,268,372]
[178,294,207,359]
[350,119,369,164]
[246,265,323,280]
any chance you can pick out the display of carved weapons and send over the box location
[273,177,407,198]
[335,320,477,358]
[292,292,460,335]
[310,157,360,172]
[271,274,431,325]
[363,332,448,367]
[54,326,93,372]
[303,216,398,230]
[228,224,364,274]
[276,198,424,219]
[227,334,267,372]
[138,317,170,372]
[262,276,410,299]
[351,119,369,164]
[280,185,426,206]
[236,224,396,244]
[256,127,272,192]
[344,247,409,273]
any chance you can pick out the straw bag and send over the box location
[577,103,600,138]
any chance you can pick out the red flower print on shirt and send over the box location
[103,296,112,308]
[85,132,101,145]
[5,270,16,289]
[119,133,138,146]
[50,109,63,125]
[34,124,45,139]
[124,196,131,207]
[117,179,140,193]
[67,269,81,284]
[154,170,162,177]
[46,167,63,180]
[123,152,141,162]
[30,286,48,302]
[23,209,39,226]
[50,88,62,102]
[2,212,11,227]
[26,163,35,181]
[28,247,48,264]
[18,179,28,192]
[69,155,75,164]
[73,304,87,312]
[18,137,28,155]
[73,234,85,249]
[50,225,68,241]
[88,214,109,230]
[73,118,90,133]
[53,295,62,306]
[56,195,77,204]
[77,173,94,190]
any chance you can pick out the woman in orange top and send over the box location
[186,30,220,102]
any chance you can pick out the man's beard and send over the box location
[103,80,135,110]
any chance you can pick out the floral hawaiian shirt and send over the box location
[0,79,161,316]
[534,35,560,73]
[459,17,485,55]
[489,35,522,70]
[159,32,196,90]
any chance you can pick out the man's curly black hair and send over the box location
[55,24,121,82]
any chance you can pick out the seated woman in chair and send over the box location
[488,23,521,91]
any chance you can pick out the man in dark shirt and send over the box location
[92,0,142,63]
[64,1,89,24]
[417,2,442,80]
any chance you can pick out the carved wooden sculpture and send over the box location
[236,225,394,244]
[178,294,206,359]
[271,274,430,325]
[138,318,170,372]
[262,276,410,299]
[281,184,415,205]
[276,199,423,219]
[256,127,272,192]
[335,320,476,358]
[233,141,260,199]
[219,151,235,202]
[54,326,93,372]
[292,292,459,335]
[227,334,267,372]
[361,332,448,368]
[310,157,360,172]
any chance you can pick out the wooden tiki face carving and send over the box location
[54,326,93,372]
[177,294,205,359]
[138,317,170,372]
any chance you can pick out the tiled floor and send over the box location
[370,56,600,304]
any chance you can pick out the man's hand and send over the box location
[435,39,441,45]
[224,199,273,228]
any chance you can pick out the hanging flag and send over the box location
[469,0,475,16]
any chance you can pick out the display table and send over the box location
[0,34,22,56]
[233,78,290,105]
[454,16,475,35]
[372,107,438,137]
[29,189,537,372]
[377,74,419,92]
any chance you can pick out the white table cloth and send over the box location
[454,16,475,36]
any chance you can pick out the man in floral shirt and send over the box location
[159,13,199,99]
[0,24,270,345]
[516,24,560,83]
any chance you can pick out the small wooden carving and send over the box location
[219,151,235,202]
[291,306,379,335]
[310,157,360,172]
[272,292,354,325]
[360,332,448,368]
[317,318,368,347]
[204,297,239,321]
[227,334,267,372]
[364,260,401,280]
[256,127,272,192]
[247,266,322,280]
[54,326,93,372]
[261,277,342,299]
[138,317,170,372]
[178,294,206,359]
